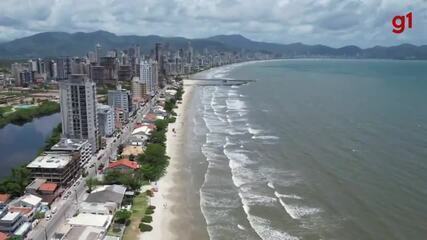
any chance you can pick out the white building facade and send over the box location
[97,104,115,137]
[59,74,99,153]
[139,60,158,96]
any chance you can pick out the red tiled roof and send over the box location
[0,232,7,240]
[39,182,58,192]
[9,207,32,216]
[108,159,140,170]
[144,113,157,122]
[0,194,11,204]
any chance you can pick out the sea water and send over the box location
[187,59,427,240]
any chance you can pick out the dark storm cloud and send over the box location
[0,0,425,47]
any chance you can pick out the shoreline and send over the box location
[140,84,209,240]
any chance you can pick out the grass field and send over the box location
[123,193,149,240]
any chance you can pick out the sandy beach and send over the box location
[140,83,209,240]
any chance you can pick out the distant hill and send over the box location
[0,30,426,60]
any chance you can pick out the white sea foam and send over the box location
[274,191,321,219]
[239,191,299,240]
[252,135,280,140]
[237,224,246,230]
[275,193,303,200]
[248,127,264,135]
[226,99,247,111]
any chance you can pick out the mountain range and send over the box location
[0,30,426,60]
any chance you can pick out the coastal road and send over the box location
[27,100,155,240]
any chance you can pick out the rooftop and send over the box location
[27,152,73,169]
[0,232,7,240]
[0,194,11,204]
[68,213,112,228]
[39,182,58,192]
[19,194,42,207]
[85,185,126,205]
[1,211,20,221]
[107,159,140,170]
[14,222,31,236]
[51,138,89,152]
[9,207,32,216]
[132,126,153,135]
[64,226,105,240]
[26,178,47,191]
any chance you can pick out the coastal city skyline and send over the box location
[0,33,272,239]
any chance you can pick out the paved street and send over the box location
[27,97,156,240]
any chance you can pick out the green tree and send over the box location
[85,177,99,193]
[114,209,132,224]
[150,130,166,146]
[154,119,168,132]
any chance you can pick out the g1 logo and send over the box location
[392,12,413,34]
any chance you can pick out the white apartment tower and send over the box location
[59,74,99,153]
[139,60,158,97]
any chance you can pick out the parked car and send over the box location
[45,214,52,221]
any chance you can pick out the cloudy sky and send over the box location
[0,0,426,47]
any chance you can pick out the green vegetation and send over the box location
[8,236,23,240]
[34,211,45,219]
[85,177,100,193]
[103,170,143,191]
[0,101,60,129]
[176,86,184,100]
[114,209,132,225]
[141,215,152,223]
[145,208,154,215]
[0,166,31,197]
[164,99,176,114]
[122,193,149,240]
[137,144,169,181]
[138,223,153,232]
[0,106,12,116]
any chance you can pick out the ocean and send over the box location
[184,59,427,240]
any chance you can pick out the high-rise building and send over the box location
[59,74,99,153]
[56,57,71,81]
[51,138,92,168]
[97,104,115,137]
[95,43,102,65]
[139,60,158,97]
[107,85,132,125]
[131,76,147,101]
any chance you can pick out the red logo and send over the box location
[392,12,413,34]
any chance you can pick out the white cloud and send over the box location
[0,0,425,47]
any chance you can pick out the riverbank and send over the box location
[0,101,60,129]
[140,84,209,240]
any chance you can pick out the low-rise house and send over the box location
[13,221,31,238]
[68,213,113,229]
[143,113,158,123]
[85,185,126,208]
[79,202,117,215]
[62,225,106,240]
[25,179,61,205]
[15,194,42,210]
[0,207,24,234]
[106,159,140,173]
